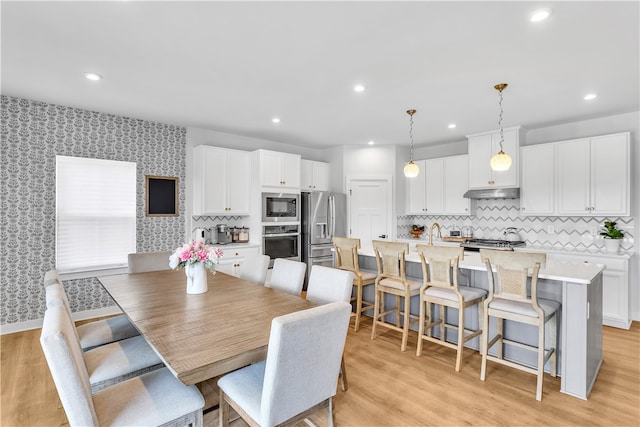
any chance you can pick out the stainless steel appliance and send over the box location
[262,192,300,222]
[193,227,209,243]
[216,224,231,245]
[461,238,525,252]
[301,191,347,290]
[263,224,300,267]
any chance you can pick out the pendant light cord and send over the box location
[497,87,505,152]
[407,109,415,161]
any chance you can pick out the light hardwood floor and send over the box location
[2,317,639,426]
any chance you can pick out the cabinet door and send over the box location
[407,160,427,214]
[300,159,314,190]
[424,158,444,214]
[590,134,629,216]
[468,134,494,188]
[312,161,329,191]
[602,269,630,328]
[492,128,519,187]
[260,151,284,187]
[520,144,555,215]
[443,155,470,215]
[226,150,251,214]
[557,139,591,215]
[281,153,301,189]
[197,147,227,215]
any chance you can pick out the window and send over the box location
[56,156,136,272]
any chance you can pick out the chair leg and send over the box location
[477,302,485,356]
[536,318,545,401]
[416,294,426,356]
[426,301,432,337]
[550,313,557,377]
[340,355,348,392]
[439,305,446,342]
[455,303,465,372]
[354,283,363,332]
[496,318,504,360]
[395,295,401,328]
[370,287,380,340]
[480,307,490,381]
[327,397,334,427]
[401,295,410,352]
[219,390,230,427]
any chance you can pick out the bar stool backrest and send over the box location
[415,245,464,289]
[372,240,409,280]
[480,249,546,304]
[333,237,361,274]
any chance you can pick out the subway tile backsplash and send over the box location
[398,199,634,255]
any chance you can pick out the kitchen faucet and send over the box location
[429,222,442,246]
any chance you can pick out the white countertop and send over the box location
[359,246,605,285]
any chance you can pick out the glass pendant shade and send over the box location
[490,150,512,171]
[404,160,420,178]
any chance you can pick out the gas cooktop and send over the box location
[461,238,526,251]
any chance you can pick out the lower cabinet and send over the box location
[548,252,630,329]
[216,246,261,278]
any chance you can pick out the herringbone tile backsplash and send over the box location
[398,199,634,254]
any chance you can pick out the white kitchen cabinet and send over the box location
[193,146,251,216]
[215,246,261,278]
[467,126,520,189]
[557,133,629,216]
[520,144,555,216]
[300,159,329,191]
[548,252,630,329]
[258,150,301,189]
[406,155,470,215]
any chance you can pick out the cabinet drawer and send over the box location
[220,246,260,260]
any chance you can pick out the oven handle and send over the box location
[263,233,300,238]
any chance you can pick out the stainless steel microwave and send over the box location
[262,192,300,222]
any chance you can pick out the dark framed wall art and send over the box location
[146,175,178,217]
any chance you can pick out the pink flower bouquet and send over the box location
[169,241,224,273]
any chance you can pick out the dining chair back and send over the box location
[43,270,139,351]
[370,240,422,352]
[41,305,204,427]
[479,249,559,401]
[218,301,352,427]
[266,258,306,296]
[239,254,271,286]
[127,251,173,273]
[415,244,487,372]
[332,236,377,332]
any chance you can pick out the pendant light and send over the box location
[403,109,420,178]
[490,83,512,172]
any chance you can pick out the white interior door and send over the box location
[347,176,392,248]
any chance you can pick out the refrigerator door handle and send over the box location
[329,195,335,237]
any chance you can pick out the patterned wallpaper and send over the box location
[0,96,186,326]
[398,199,635,255]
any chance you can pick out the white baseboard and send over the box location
[0,306,124,335]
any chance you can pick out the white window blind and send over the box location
[56,156,137,272]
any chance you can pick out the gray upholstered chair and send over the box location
[415,244,487,372]
[306,265,355,392]
[40,305,204,426]
[479,249,559,401]
[45,286,164,393]
[127,251,173,273]
[43,269,139,351]
[218,301,351,427]
[265,258,306,296]
[239,254,271,285]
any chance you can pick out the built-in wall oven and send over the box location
[262,193,300,222]
[262,224,301,268]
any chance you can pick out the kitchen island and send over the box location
[357,248,605,400]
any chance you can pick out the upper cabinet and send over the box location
[520,144,555,216]
[300,160,329,192]
[406,155,470,215]
[257,150,301,189]
[557,133,630,216]
[467,126,521,189]
[193,146,251,216]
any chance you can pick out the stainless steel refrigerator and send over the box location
[301,191,347,290]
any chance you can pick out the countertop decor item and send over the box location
[600,221,624,253]
[169,241,224,294]
[410,225,425,239]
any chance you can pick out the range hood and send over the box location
[463,188,520,199]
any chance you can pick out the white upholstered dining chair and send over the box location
[127,251,173,273]
[266,258,306,296]
[40,304,204,426]
[479,249,559,401]
[43,269,139,351]
[218,301,352,427]
[239,254,271,286]
[44,290,164,393]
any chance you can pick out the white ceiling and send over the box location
[2,1,638,149]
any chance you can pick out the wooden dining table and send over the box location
[97,269,315,386]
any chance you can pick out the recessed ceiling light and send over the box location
[368,140,375,145]
[530,8,551,22]
[84,72,103,81]
[448,123,457,129]
[354,84,365,92]
[272,117,281,123]
[584,93,597,101]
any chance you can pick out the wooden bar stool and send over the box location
[333,236,377,332]
[479,249,559,401]
[370,240,421,351]
[415,244,487,372]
